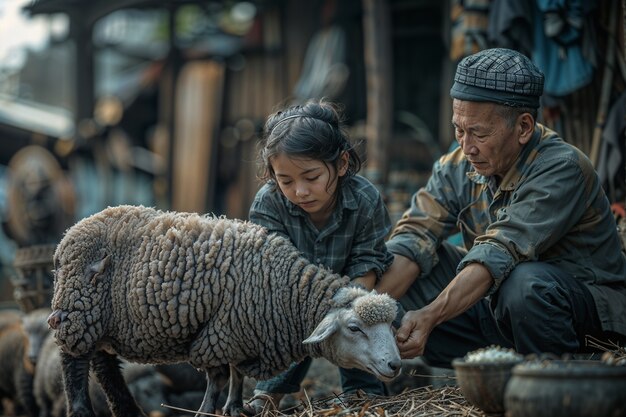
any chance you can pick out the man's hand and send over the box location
[395,263,494,359]
[395,308,436,359]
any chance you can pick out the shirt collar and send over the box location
[339,177,359,211]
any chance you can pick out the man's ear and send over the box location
[303,313,339,344]
[518,113,535,145]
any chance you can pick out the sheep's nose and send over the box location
[389,359,402,372]
[47,310,67,329]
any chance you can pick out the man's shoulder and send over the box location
[527,126,599,185]
[439,146,469,168]
[432,147,471,182]
[536,125,592,167]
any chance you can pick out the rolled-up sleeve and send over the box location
[386,222,440,278]
[387,154,469,277]
[457,242,515,293]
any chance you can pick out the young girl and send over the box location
[245,99,394,413]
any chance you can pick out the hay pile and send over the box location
[585,335,626,365]
[274,385,484,417]
[162,385,486,416]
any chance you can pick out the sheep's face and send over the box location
[303,290,401,381]
[22,308,53,367]
[48,243,112,356]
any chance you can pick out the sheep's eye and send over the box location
[348,324,361,333]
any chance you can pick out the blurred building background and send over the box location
[0,0,624,309]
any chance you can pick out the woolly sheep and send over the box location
[0,308,26,416]
[0,308,45,417]
[33,332,71,417]
[22,308,53,367]
[47,205,401,417]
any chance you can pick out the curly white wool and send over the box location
[464,345,523,363]
[353,293,397,326]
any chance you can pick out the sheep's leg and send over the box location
[60,351,95,417]
[51,396,67,417]
[38,400,51,417]
[195,365,229,417]
[90,351,146,417]
[16,368,38,417]
[221,365,244,416]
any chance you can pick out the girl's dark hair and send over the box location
[257,99,362,190]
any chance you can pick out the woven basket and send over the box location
[11,243,56,312]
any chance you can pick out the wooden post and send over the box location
[623,0,626,57]
[164,4,180,209]
[70,14,94,125]
[590,0,619,167]
[362,0,393,187]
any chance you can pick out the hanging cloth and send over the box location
[293,25,348,100]
[487,0,534,57]
[532,0,597,96]
[450,0,492,61]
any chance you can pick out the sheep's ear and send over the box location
[89,255,110,284]
[303,313,339,344]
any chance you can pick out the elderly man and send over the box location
[378,48,626,366]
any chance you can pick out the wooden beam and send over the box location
[362,0,393,186]
[590,0,619,166]
[70,16,94,125]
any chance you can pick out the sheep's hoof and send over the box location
[242,392,283,416]
[221,401,244,416]
[241,402,258,416]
